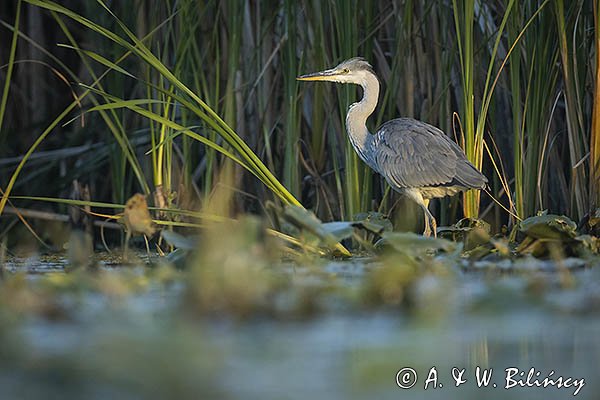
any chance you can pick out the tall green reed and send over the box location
[53,11,150,201]
[20,0,301,209]
[592,0,600,210]
[0,0,20,145]
[521,3,559,217]
[452,0,518,219]
[509,2,524,219]
[554,0,591,220]
[330,0,362,219]
[282,0,300,197]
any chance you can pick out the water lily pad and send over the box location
[353,212,393,235]
[437,218,490,242]
[283,206,342,248]
[518,214,577,240]
[161,230,197,250]
[379,231,457,254]
[320,222,355,241]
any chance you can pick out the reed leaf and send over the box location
[0,0,21,144]
[25,0,301,207]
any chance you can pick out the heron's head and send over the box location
[297,57,376,85]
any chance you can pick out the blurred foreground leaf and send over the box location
[185,217,286,317]
[378,232,457,256]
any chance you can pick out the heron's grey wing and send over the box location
[373,118,467,189]
[438,133,489,188]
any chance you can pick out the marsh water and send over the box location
[0,255,598,400]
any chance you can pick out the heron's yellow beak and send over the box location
[297,68,339,81]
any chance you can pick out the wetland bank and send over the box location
[1,0,600,399]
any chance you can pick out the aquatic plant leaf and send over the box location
[283,206,344,249]
[573,235,600,255]
[491,238,512,258]
[380,232,456,253]
[464,245,494,260]
[437,218,490,238]
[518,214,577,240]
[353,212,393,234]
[321,222,354,241]
[165,248,190,270]
[321,218,392,240]
[515,236,553,257]
[266,203,353,257]
[160,230,196,250]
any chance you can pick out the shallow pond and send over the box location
[0,255,599,399]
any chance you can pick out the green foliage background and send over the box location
[0,0,598,234]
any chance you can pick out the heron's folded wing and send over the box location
[373,118,458,189]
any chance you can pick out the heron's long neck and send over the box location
[345,72,379,169]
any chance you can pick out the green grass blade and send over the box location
[0,0,21,141]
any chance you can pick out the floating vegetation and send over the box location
[0,206,598,399]
[1,206,598,320]
[516,214,600,258]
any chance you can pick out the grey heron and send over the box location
[297,57,487,237]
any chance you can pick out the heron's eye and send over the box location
[343,68,350,73]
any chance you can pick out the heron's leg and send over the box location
[404,189,435,237]
[428,213,438,238]
[421,204,431,237]
[421,199,437,238]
